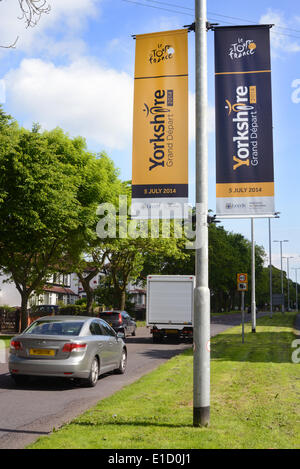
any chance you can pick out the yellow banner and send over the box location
[131,29,188,218]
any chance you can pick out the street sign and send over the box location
[237,273,248,291]
[237,273,248,283]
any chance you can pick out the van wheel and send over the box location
[153,335,163,344]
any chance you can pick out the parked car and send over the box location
[98,311,137,338]
[9,316,127,387]
[29,305,59,316]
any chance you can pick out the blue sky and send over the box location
[0,0,300,280]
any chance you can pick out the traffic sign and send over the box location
[237,273,248,291]
[237,273,248,283]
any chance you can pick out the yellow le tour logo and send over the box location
[149,43,175,64]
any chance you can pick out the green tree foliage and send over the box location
[139,220,267,313]
[0,108,120,329]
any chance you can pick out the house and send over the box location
[0,272,78,308]
[0,270,146,314]
[29,273,78,306]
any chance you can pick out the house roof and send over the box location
[43,285,78,296]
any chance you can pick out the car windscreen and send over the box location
[25,320,84,336]
[99,313,120,321]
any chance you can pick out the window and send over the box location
[26,320,84,336]
[99,320,116,337]
[89,321,103,336]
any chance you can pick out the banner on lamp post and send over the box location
[214,25,275,218]
[131,29,188,219]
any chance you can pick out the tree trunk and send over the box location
[120,289,126,311]
[86,289,94,315]
[20,291,30,332]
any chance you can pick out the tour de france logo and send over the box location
[228,38,257,60]
[149,43,175,64]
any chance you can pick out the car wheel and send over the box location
[83,356,99,387]
[115,348,127,374]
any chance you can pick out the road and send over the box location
[0,313,261,449]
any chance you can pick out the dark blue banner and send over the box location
[214,25,275,217]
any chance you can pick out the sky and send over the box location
[0,0,299,281]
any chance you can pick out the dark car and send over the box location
[98,311,137,338]
[29,305,59,316]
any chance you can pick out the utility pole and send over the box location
[283,256,294,311]
[251,218,256,333]
[268,218,273,318]
[274,240,289,313]
[292,267,300,312]
[194,0,210,427]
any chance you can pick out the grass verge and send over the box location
[28,313,300,449]
[0,335,12,348]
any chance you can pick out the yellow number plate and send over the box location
[29,348,55,356]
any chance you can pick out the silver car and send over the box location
[9,316,127,387]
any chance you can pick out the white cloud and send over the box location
[4,57,213,151]
[5,58,134,150]
[259,9,300,56]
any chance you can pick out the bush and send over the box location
[58,304,87,316]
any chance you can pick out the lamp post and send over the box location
[291,267,300,312]
[283,256,293,311]
[194,0,210,428]
[274,240,289,313]
[268,213,280,318]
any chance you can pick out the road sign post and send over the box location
[237,274,248,343]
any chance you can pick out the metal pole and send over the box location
[241,291,245,343]
[283,256,294,311]
[251,218,256,332]
[292,267,298,311]
[296,270,299,312]
[287,258,290,311]
[269,218,273,318]
[297,272,298,312]
[274,239,288,313]
[280,241,284,313]
[292,268,299,312]
[194,0,210,427]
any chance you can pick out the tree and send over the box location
[138,217,267,313]
[94,220,185,311]
[0,0,51,48]
[65,163,123,314]
[0,108,118,330]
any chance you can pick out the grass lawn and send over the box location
[29,313,300,449]
[0,335,12,348]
